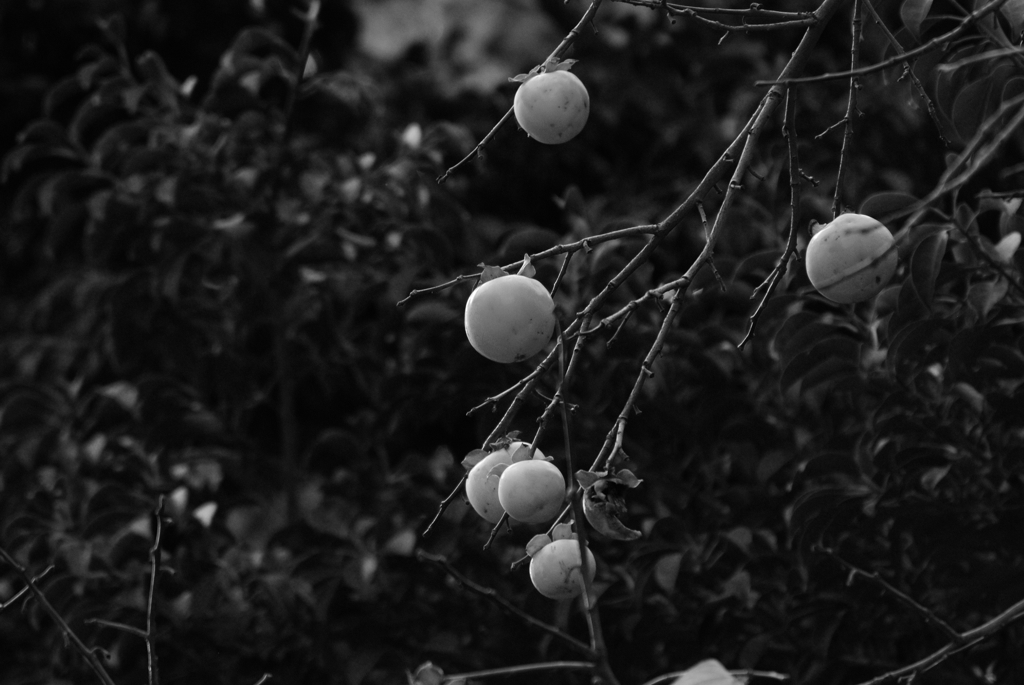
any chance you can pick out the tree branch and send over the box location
[417,551,595,656]
[0,546,117,685]
[759,0,1011,86]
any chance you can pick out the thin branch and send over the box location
[0,546,117,685]
[441,661,595,682]
[552,321,621,685]
[854,595,1024,685]
[398,224,659,307]
[817,545,963,644]
[739,87,803,349]
[0,565,55,612]
[422,474,468,536]
[611,0,815,21]
[397,273,481,307]
[759,0,1011,86]
[85,619,149,640]
[417,551,595,656]
[862,0,950,146]
[146,496,165,685]
[252,675,273,685]
[665,7,817,32]
[833,0,863,219]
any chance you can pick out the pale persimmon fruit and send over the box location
[529,539,597,600]
[464,274,556,363]
[805,213,898,303]
[513,71,589,145]
[497,459,565,524]
[465,442,545,523]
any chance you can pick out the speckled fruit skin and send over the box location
[513,71,590,145]
[805,213,898,304]
[497,459,565,524]
[464,275,556,363]
[529,539,597,600]
[465,442,545,523]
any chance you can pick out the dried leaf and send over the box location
[516,253,536,277]
[583,488,641,541]
[610,469,642,488]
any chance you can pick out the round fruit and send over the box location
[464,275,556,364]
[805,213,898,304]
[513,70,590,145]
[529,539,597,600]
[497,459,565,524]
[465,442,545,523]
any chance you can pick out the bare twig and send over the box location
[854,595,1024,684]
[0,565,54,612]
[817,545,963,643]
[666,7,816,32]
[551,321,621,685]
[613,0,814,20]
[398,223,659,307]
[759,0,1011,86]
[85,619,149,639]
[612,0,816,30]
[861,0,950,146]
[0,546,117,685]
[440,661,595,682]
[417,551,595,656]
[588,0,850,476]
[146,496,165,685]
[739,87,803,349]
[832,0,863,219]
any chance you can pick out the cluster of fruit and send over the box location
[464,441,594,599]
[457,68,901,601]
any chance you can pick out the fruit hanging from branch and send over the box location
[804,213,898,304]
[464,441,546,523]
[512,63,590,145]
[527,536,596,600]
[498,459,565,524]
[464,272,556,363]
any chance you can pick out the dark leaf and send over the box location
[1003,0,1024,36]
[886,319,950,378]
[900,0,935,41]
[858,192,919,226]
[909,230,948,307]
[1,143,81,183]
[952,76,996,141]
[967,279,1009,319]
[780,335,860,391]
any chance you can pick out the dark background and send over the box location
[1,1,1023,684]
